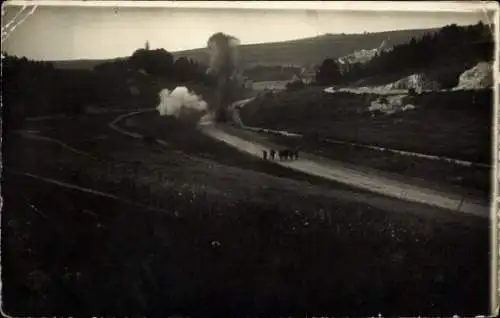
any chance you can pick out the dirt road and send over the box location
[198,102,491,218]
[104,105,490,218]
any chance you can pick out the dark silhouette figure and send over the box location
[262,150,268,160]
[275,148,301,161]
[270,149,276,160]
[278,149,289,160]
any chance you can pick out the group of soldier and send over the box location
[262,148,300,161]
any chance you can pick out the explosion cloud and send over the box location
[206,32,240,122]
[156,86,208,118]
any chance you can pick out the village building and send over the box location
[235,74,253,89]
[288,68,315,86]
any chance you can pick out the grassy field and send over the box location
[240,88,493,164]
[116,111,355,187]
[2,113,490,316]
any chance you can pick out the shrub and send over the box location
[286,80,306,92]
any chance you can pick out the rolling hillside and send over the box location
[173,27,441,68]
[51,58,115,70]
[50,27,440,71]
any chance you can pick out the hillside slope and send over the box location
[50,27,440,70]
[173,28,440,68]
[51,58,121,70]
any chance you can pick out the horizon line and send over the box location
[10,22,487,62]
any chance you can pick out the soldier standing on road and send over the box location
[270,149,276,160]
[279,149,286,160]
[262,150,268,160]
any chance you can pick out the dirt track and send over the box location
[100,106,490,218]
[197,102,491,219]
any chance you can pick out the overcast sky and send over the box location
[1,2,495,61]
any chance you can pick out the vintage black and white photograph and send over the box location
[1,1,498,316]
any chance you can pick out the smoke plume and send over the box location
[206,32,240,122]
[156,86,208,118]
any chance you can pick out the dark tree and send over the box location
[316,58,342,85]
[286,80,305,92]
[129,48,174,77]
[173,57,192,82]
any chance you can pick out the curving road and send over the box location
[198,99,491,218]
[99,103,490,218]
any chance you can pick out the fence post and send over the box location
[400,189,407,199]
[457,195,466,212]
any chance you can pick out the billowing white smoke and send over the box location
[156,86,208,118]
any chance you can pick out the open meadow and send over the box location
[241,88,492,163]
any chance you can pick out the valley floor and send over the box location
[1,110,491,316]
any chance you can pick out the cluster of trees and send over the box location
[315,21,494,86]
[129,48,174,76]
[315,59,342,86]
[96,48,212,84]
[2,45,216,129]
[2,53,99,123]
[285,79,306,92]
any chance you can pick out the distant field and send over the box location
[251,81,289,91]
[51,58,118,70]
[240,88,493,164]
